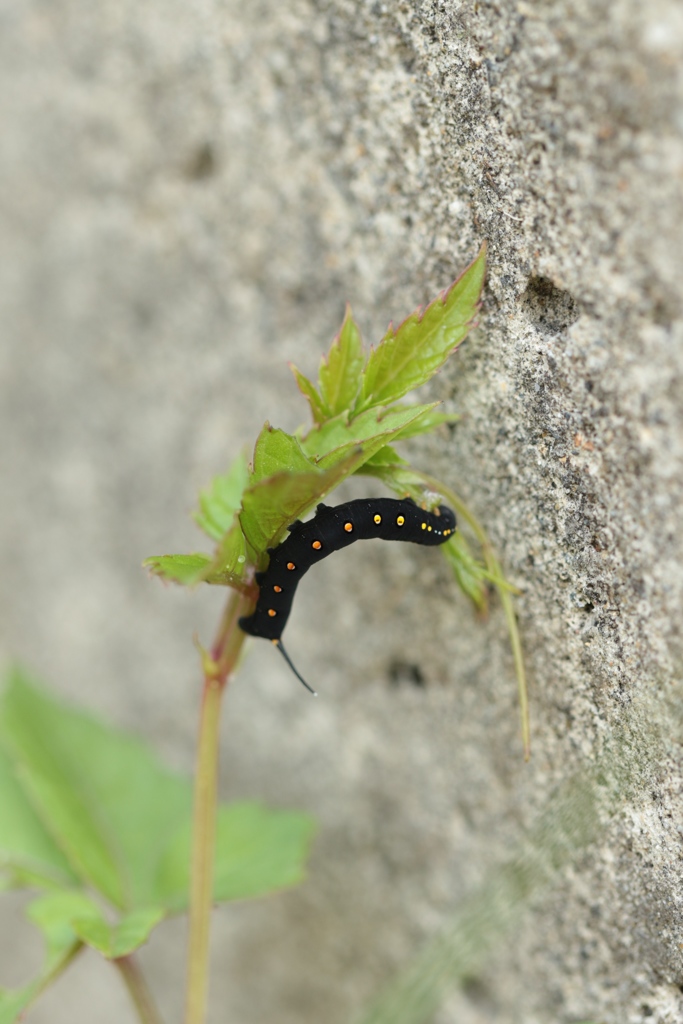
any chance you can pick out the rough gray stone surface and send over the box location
[1,1,682,1023]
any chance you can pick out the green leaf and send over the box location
[143,545,249,589]
[290,364,328,425]
[0,987,35,1024]
[0,985,37,1024]
[357,244,486,411]
[0,668,193,910]
[195,521,248,586]
[250,423,315,484]
[156,802,316,912]
[212,804,314,901]
[193,451,249,542]
[359,445,408,469]
[0,891,83,1024]
[0,670,317,922]
[388,407,459,442]
[0,740,78,890]
[71,903,165,959]
[146,526,250,593]
[318,304,364,417]
[205,533,247,584]
[440,533,488,613]
[143,553,214,586]
[239,450,365,560]
[354,461,443,505]
[301,403,440,469]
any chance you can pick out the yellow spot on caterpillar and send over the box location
[397,516,405,526]
[273,585,282,593]
[421,522,427,530]
[344,522,353,532]
[428,525,433,532]
[287,562,296,570]
[268,609,277,617]
[374,514,382,524]
[312,540,322,550]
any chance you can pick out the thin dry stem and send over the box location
[419,472,530,760]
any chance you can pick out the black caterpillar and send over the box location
[238,497,456,694]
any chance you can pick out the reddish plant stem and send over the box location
[184,588,255,1024]
[115,954,164,1024]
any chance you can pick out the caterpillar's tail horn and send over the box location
[273,639,317,696]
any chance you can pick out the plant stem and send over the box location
[419,472,530,761]
[115,954,164,1024]
[184,588,254,1024]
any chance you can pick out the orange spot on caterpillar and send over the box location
[312,540,322,550]
[396,516,405,526]
[268,609,277,617]
[374,514,382,524]
[273,585,282,592]
[287,562,296,570]
[344,522,353,532]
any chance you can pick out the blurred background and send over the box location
[1,2,683,1022]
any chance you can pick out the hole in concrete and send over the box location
[186,141,217,181]
[388,659,425,688]
[521,276,580,334]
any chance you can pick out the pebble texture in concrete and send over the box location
[1,1,682,1023]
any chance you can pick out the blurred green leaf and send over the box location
[0,986,36,1024]
[71,903,165,959]
[193,451,249,542]
[0,741,77,890]
[156,803,316,912]
[0,670,315,909]
[0,987,34,1024]
[0,672,318,1016]
[0,669,193,909]
[0,891,84,1024]
[318,305,364,417]
[357,244,486,412]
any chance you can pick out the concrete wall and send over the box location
[1,1,682,1022]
